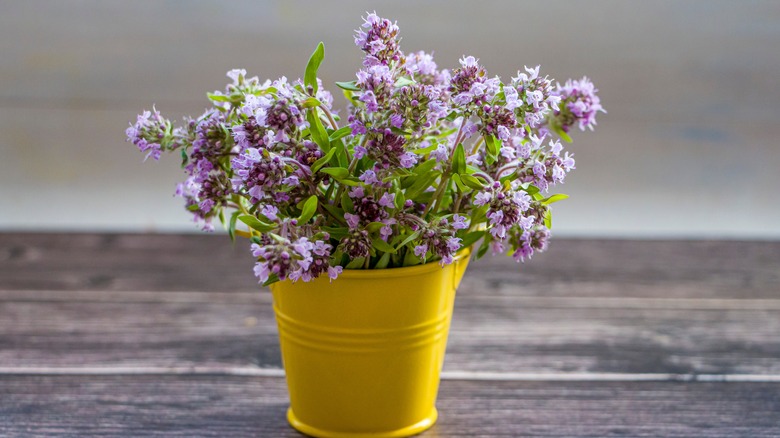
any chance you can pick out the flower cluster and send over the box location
[127,13,602,284]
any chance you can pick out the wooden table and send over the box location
[1,233,779,437]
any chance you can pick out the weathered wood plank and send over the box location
[2,289,780,375]
[2,233,779,298]
[1,376,778,437]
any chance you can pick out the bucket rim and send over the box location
[334,247,471,279]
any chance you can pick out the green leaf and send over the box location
[206,92,231,103]
[394,188,405,209]
[452,143,466,174]
[301,97,322,108]
[541,193,569,205]
[459,174,486,190]
[228,211,240,242]
[311,148,337,173]
[320,167,349,180]
[402,249,422,266]
[304,42,325,94]
[452,173,468,192]
[180,148,188,167]
[405,170,441,200]
[338,177,362,186]
[322,203,345,219]
[372,238,397,254]
[345,257,366,269]
[476,236,491,259]
[322,226,350,240]
[544,210,552,228]
[341,192,354,213]
[413,158,438,176]
[396,231,421,250]
[238,215,276,232]
[484,134,499,156]
[522,183,540,196]
[394,76,416,87]
[389,127,411,136]
[335,81,361,91]
[458,231,484,249]
[328,126,352,142]
[412,142,439,155]
[374,252,391,269]
[555,127,573,143]
[470,204,490,225]
[262,274,280,287]
[366,222,385,233]
[307,109,330,151]
[298,195,318,224]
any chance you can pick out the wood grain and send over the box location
[1,375,779,437]
[2,233,779,298]
[2,290,780,374]
[2,234,780,435]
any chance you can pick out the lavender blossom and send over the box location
[364,129,417,169]
[354,12,401,66]
[512,225,551,262]
[475,182,532,239]
[514,139,575,192]
[550,76,605,133]
[508,66,561,131]
[126,107,173,161]
[230,148,288,204]
[252,237,338,283]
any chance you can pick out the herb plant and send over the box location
[126,13,604,285]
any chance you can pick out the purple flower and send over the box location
[345,213,360,229]
[380,223,394,241]
[512,225,551,262]
[414,244,428,258]
[328,265,343,281]
[515,139,576,191]
[378,192,395,208]
[452,214,469,230]
[477,183,532,239]
[340,229,372,259]
[261,205,279,221]
[348,115,367,136]
[449,56,488,107]
[363,129,413,169]
[126,107,171,161]
[230,147,289,204]
[430,142,450,162]
[359,169,380,185]
[551,76,605,132]
[354,12,401,66]
[390,113,404,128]
[399,152,418,168]
[509,65,560,130]
[360,90,379,113]
[349,186,365,198]
[252,236,335,283]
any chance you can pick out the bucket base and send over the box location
[286,407,438,438]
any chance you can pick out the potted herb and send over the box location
[126,12,602,437]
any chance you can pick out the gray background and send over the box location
[1,0,778,238]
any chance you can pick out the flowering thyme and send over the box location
[127,13,602,283]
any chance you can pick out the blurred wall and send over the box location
[1,0,779,238]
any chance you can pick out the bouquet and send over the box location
[126,12,604,285]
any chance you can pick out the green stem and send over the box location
[320,105,339,130]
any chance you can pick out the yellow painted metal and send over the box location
[270,250,471,438]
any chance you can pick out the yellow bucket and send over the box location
[269,250,471,437]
